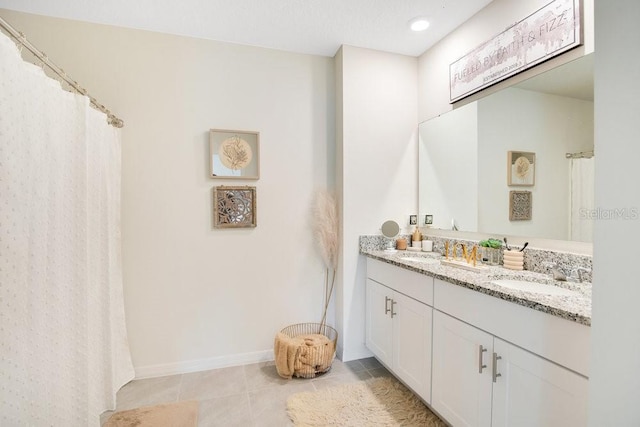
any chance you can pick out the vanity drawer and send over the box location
[367,259,434,306]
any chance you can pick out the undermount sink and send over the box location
[490,279,578,296]
[399,257,440,264]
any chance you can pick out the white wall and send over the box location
[477,87,593,239]
[0,9,336,377]
[336,45,418,361]
[589,1,640,425]
[418,0,594,122]
[419,102,478,232]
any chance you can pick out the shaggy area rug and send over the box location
[104,400,198,427]
[286,377,446,426]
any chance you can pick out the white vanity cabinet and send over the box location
[432,278,589,427]
[365,259,434,403]
[491,338,588,427]
[366,278,394,366]
[365,259,590,426]
[431,310,493,426]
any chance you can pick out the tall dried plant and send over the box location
[312,190,338,330]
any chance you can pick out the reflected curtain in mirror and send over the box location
[570,157,595,242]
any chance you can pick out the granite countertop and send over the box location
[362,249,592,326]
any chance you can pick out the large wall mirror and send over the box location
[419,53,594,243]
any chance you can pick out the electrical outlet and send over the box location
[424,214,433,225]
[409,215,417,225]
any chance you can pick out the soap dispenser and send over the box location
[412,227,422,248]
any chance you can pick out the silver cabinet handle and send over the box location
[492,352,502,382]
[478,345,488,373]
[390,300,397,318]
[385,296,391,315]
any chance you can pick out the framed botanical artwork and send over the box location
[507,151,535,186]
[509,190,532,221]
[213,186,257,228]
[210,129,260,179]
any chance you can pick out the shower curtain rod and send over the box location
[566,150,594,159]
[0,16,124,128]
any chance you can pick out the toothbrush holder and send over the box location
[503,250,524,271]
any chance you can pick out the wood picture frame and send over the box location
[213,186,257,228]
[210,129,260,179]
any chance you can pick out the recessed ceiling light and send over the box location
[409,17,430,32]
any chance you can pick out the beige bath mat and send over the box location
[104,400,198,427]
[287,376,445,426]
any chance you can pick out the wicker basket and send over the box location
[279,323,338,378]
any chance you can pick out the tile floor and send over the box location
[100,357,393,426]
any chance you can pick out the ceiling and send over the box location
[0,0,493,57]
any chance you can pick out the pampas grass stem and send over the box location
[312,190,338,330]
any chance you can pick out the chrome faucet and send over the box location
[543,262,567,281]
[543,262,591,283]
[573,267,591,283]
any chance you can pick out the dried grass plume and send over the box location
[312,190,338,270]
[312,189,339,328]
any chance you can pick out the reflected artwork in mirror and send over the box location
[507,151,535,186]
[419,54,594,243]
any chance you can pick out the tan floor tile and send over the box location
[311,369,373,390]
[244,360,292,391]
[359,356,384,370]
[249,382,314,427]
[110,357,398,426]
[180,365,247,401]
[369,366,393,378]
[342,359,367,372]
[198,393,253,427]
[115,374,182,411]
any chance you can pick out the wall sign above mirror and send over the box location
[450,0,582,103]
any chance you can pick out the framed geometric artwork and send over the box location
[509,191,532,221]
[507,151,535,186]
[210,129,260,179]
[213,186,257,228]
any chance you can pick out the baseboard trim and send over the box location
[341,344,373,362]
[134,349,274,379]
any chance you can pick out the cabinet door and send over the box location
[365,279,392,366]
[432,311,493,427]
[392,291,433,403]
[492,338,588,427]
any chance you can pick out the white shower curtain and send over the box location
[0,31,134,425]
[570,157,595,242]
